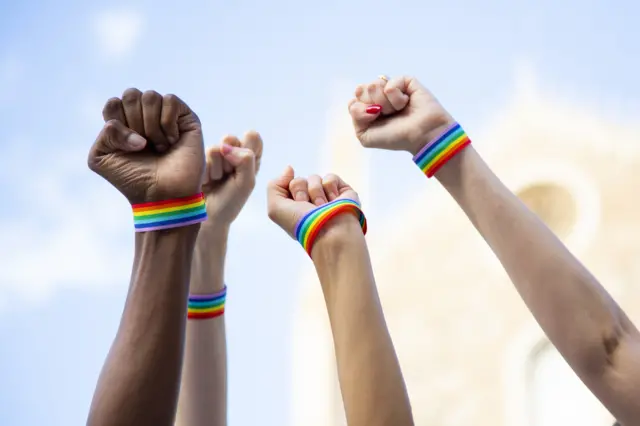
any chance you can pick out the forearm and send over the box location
[436,147,637,369]
[176,223,228,426]
[312,217,413,426]
[87,226,199,426]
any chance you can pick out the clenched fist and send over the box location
[267,166,360,239]
[88,89,205,203]
[348,76,455,155]
[202,131,263,227]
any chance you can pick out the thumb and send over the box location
[220,144,256,189]
[88,120,147,169]
[93,120,147,154]
[240,130,263,174]
[267,165,296,227]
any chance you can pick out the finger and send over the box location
[349,100,381,131]
[121,88,145,137]
[221,135,241,173]
[307,174,327,206]
[367,81,395,114]
[102,97,127,124]
[267,165,296,224]
[207,146,224,181]
[267,165,295,200]
[383,77,411,111]
[141,90,170,153]
[220,144,256,189]
[160,94,191,144]
[241,130,263,174]
[88,120,147,171]
[322,174,341,201]
[355,84,372,104]
[289,177,309,202]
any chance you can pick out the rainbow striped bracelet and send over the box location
[188,287,226,320]
[294,198,367,256]
[413,122,471,178]
[132,193,208,232]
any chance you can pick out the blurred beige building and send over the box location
[291,72,640,426]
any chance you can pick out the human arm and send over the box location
[267,170,414,426]
[313,217,414,426]
[86,89,207,426]
[176,132,262,426]
[348,75,640,424]
[435,145,640,422]
[175,223,228,426]
[87,227,199,426]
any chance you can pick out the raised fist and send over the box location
[88,89,205,203]
[201,131,263,227]
[267,167,360,239]
[348,76,455,155]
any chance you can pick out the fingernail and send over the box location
[127,133,146,149]
[294,192,307,201]
[314,198,325,205]
[365,104,382,114]
[220,143,233,155]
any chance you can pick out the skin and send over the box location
[86,89,206,426]
[176,132,262,426]
[267,168,414,426]
[349,75,640,425]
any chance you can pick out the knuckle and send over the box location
[141,90,161,106]
[322,173,338,184]
[289,177,306,188]
[103,119,120,134]
[163,93,178,106]
[102,97,121,112]
[122,88,142,103]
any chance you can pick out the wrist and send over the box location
[311,215,366,264]
[191,225,228,294]
[135,224,201,252]
[433,144,478,184]
[133,225,200,291]
[409,114,456,156]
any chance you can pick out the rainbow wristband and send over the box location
[413,122,471,178]
[294,198,367,256]
[188,286,227,320]
[132,193,207,232]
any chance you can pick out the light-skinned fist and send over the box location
[267,167,360,239]
[348,76,455,155]
[201,131,263,228]
[88,89,205,204]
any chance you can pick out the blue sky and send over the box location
[0,0,639,425]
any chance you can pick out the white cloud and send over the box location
[92,9,144,60]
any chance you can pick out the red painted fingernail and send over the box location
[220,144,233,155]
[365,104,382,114]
